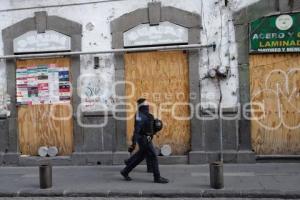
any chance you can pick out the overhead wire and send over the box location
[0,0,131,12]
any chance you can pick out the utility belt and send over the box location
[143,132,155,137]
[138,132,154,138]
[142,134,153,142]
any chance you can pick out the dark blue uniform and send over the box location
[122,110,160,179]
[126,114,154,172]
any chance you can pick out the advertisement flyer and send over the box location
[48,66,60,103]
[16,68,29,105]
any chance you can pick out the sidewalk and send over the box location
[0,163,299,198]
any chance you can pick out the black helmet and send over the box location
[154,119,163,132]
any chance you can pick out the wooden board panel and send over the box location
[125,51,190,155]
[250,54,300,155]
[17,57,73,156]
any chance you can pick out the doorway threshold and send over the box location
[256,155,300,163]
[19,155,72,166]
[157,155,188,165]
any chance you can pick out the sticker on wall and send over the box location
[16,64,71,105]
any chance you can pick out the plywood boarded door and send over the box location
[125,51,191,155]
[250,54,300,155]
[17,57,73,156]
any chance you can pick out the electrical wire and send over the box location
[200,0,211,70]
[217,0,224,163]
[0,0,130,12]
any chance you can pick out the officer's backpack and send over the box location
[139,112,163,136]
[154,119,163,133]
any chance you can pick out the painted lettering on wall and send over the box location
[13,30,71,53]
[124,21,188,47]
[250,13,300,53]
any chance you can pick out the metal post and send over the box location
[217,78,224,162]
[39,164,52,189]
[0,44,215,60]
[209,161,224,189]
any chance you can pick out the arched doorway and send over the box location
[111,2,202,158]
[2,11,82,156]
[233,0,300,156]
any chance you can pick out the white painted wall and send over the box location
[0,0,260,114]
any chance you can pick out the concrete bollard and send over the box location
[209,161,224,189]
[39,164,52,189]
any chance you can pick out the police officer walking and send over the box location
[125,132,154,173]
[120,98,169,184]
[125,99,155,173]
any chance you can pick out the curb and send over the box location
[0,190,300,199]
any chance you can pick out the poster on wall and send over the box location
[16,68,29,104]
[250,13,300,53]
[16,64,71,105]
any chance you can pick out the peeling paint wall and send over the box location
[79,54,115,110]
[200,0,259,109]
[0,0,260,113]
[0,59,9,115]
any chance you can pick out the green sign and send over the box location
[250,13,300,53]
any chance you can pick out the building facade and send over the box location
[0,0,299,165]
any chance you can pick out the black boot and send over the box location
[120,170,132,181]
[154,176,169,184]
